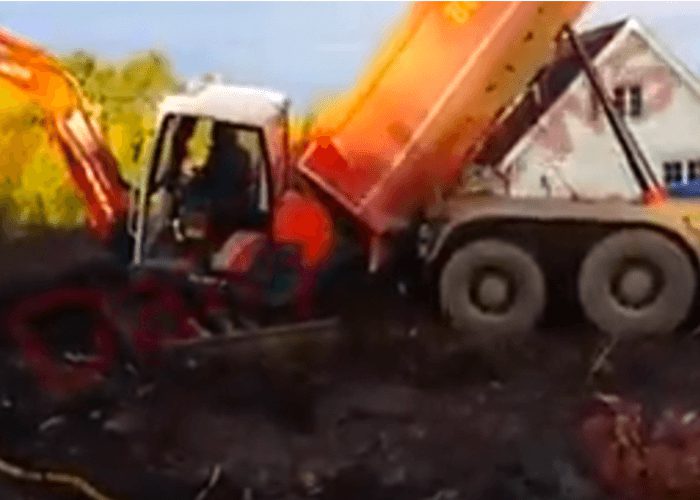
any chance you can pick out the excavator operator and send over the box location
[177,122,257,246]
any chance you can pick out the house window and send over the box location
[613,86,626,116]
[663,161,683,185]
[630,85,643,117]
[688,160,700,182]
[665,159,700,197]
[663,160,700,186]
[612,84,644,118]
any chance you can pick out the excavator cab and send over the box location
[132,83,291,272]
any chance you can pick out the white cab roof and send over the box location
[158,83,290,127]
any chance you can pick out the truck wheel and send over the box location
[439,239,546,343]
[578,229,695,338]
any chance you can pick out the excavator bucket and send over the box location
[300,1,588,236]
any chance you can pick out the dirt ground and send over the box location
[1,317,700,500]
[0,230,699,499]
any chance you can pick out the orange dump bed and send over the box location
[299,1,587,235]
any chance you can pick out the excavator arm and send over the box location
[0,28,129,240]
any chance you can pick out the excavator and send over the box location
[2,1,699,401]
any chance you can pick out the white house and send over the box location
[469,18,700,200]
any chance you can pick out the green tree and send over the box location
[0,49,180,228]
[62,50,179,184]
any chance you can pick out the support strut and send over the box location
[564,24,666,204]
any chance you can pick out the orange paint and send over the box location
[273,191,335,268]
[643,185,668,205]
[0,28,129,239]
[299,2,588,236]
[0,29,79,114]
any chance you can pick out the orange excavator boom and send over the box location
[0,28,129,240]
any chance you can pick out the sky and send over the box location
[1,2,699,111]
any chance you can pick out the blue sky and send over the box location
[1,2,699,111]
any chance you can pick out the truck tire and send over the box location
[578,229,695,338]
[439,239,546,343]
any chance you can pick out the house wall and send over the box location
[497,28,700,200]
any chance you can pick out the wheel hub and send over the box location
[471,268,513,314]
[612,260,660,309]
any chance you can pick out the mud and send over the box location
[0,229,699,499]
[0,321,699,499]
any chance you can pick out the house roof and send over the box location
[472,19,639,166]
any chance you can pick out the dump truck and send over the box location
[1,1,699,399]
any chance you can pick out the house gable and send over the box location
[483,17,700,201]
[475,17,700,171]
[474,20,626,167]
[629,18,700,103]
